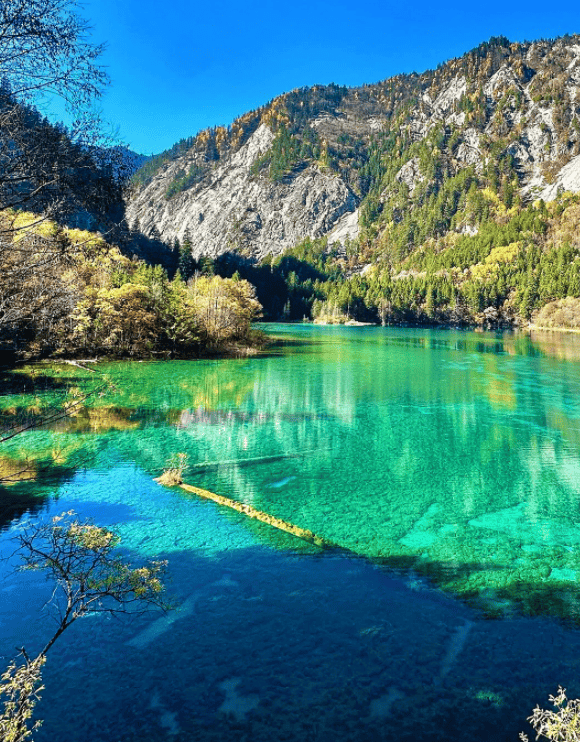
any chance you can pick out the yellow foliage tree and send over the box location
[190,275,261,346]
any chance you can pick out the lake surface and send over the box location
[2,324,580,741]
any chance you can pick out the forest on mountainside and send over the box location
[206,191,580,329]
[140,35,580,330]
[0,0,262,363]
[133,35,580,204]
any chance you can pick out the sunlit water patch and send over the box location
[2,325,580,740]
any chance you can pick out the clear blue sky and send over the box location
[78,0,580,155]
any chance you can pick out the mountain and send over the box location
[6,34,580,359]
[128,35,580,262]
[0,88,126,233]
[125,34,580,329]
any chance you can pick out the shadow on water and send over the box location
[2,538,576,742]
[0,460,77,529]
[0,367,76,395]
[0,481,50,527]
[374,552,580,624]
[174,486,580,626]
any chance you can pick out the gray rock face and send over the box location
[456,129,481,166]
[128,35,580,259]
[395,158,424,195]
[327,208,360,245]
[127,124,359,260]
[528,153,580,201]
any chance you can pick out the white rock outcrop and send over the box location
[127,124,359,259]
[327,208,360,245]
[529,154,580,201]
[395,158,424,195]
[128,36,580,260]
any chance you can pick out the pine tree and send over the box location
[178,229,197,281]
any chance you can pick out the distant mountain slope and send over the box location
[128,35,580,262]
[0,88,174,271]
[0,88,127,232]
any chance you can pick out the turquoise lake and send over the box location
[2,323,580,740]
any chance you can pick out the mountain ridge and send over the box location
[128,34,580,262]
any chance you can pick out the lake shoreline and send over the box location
[276,318,580,337]
[0,336,268,371]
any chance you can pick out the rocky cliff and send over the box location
[127,35,580,261]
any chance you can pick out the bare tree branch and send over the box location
[0,512,170,741]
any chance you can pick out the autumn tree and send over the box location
[0,213,78,355]
[521,687,580,742]
[0,0,113,217]
[0,512,168,742]
[191,275,262,346]
[0,0,106,110]
[0,0,125,355]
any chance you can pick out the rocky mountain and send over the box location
[128,35,580,262]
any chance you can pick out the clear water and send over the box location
[2,324,580,741]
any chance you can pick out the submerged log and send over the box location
[178,482,333,548]
[190,451,318,472]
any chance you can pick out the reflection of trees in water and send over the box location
[0,458,78,529]
[143,342,580,620]
[5,333,580,618]
[53,405,142,433]
[0,363,113,443]
[0,365,104,528]
[103,344,580,542]
[527,329,580,361]
[0,455,39,485]
[0,367,77,441]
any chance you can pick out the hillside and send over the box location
[126,34,580,327]
[128,36,580,253]
[0,209,262,361]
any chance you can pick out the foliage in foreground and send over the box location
[522,688,580,742]
[0,512,168,741]
[0,0,118,223]
[0,654,45,742]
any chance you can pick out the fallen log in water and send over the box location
[58,359,99,373]
[178,482,334,548]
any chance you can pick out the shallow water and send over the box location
[2,324,580,740]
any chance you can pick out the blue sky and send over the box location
[77,0,580,155]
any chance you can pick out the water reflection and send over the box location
[3,326,580,620]
[5,328,580,742]
[160,325,580,620]
[528,328,580,361]
[0,449,76,527]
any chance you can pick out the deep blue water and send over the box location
[2,324,580,741]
